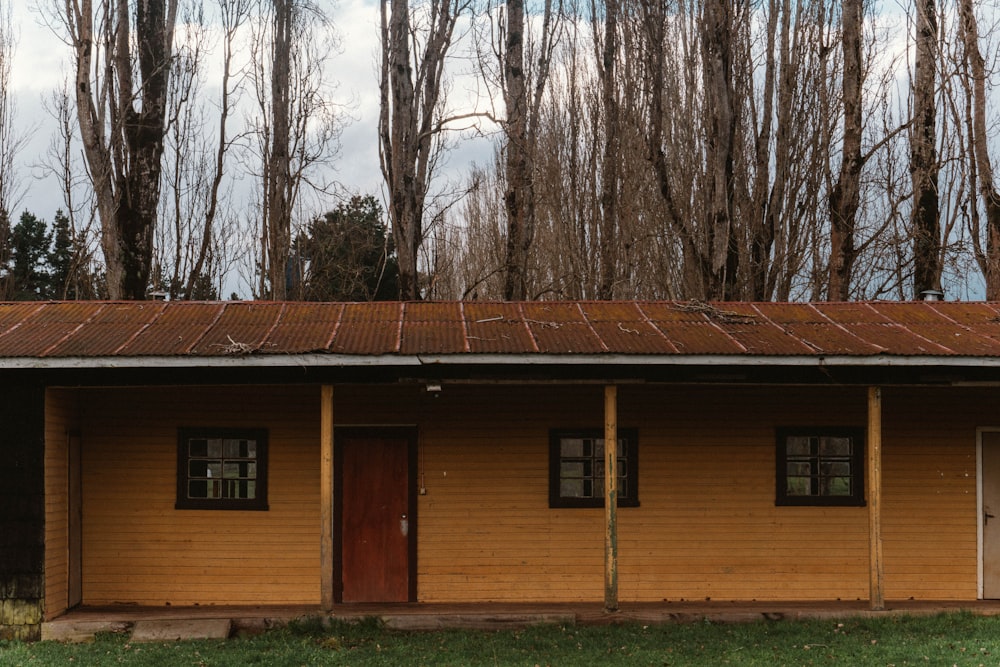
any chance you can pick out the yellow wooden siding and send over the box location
[43,389,76,620]
[78,386,321,606]
[67,382,988,606]
[338,384,980,602]
[880,388,982,600]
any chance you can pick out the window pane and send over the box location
[206,438,223,457]
[594,440,604,457]
[787,462,812,477]
[561,479,585,497]
[821,461,851,477]
[189,460,208,478]
[561,462,584,479]
[189,439,208,457]
[820,437,851,457]
[206,462,222,479]
[786,477,811,496]
[223,462,240,479]
[223,438,256,458]
[188,480,208,498]
[786,436,813,456]
[225,479,253,499]
[561,438,584,457]
[824,477,852,496]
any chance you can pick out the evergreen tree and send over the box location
[49,210,74,299]
[9,211,52,301]
[292,196,399,301]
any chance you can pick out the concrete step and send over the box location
[130,618,232,642]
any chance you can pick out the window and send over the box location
[776,428,864,507]
[176,428,268,510]
[549,429,638,508]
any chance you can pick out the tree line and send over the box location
[1,1,999,302]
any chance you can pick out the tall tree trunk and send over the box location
[68,0,177,300]
[379,0,466,300]
[380,0,419,300]
[828,0,863,301]
[65,0,177,299]
[701,0,738,300]
[958,0,1000,299]
[747,0,779,301]
[911,0,941,298]
[502,0,529,300]
[266,0,293,300]
[596,0,620,299]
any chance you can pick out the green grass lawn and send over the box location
[3,612,1000,666]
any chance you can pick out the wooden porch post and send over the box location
[867,386,885,611]
[320,385,335,610]
[604,384,618,612]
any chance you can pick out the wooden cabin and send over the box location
[6,300,1000,639]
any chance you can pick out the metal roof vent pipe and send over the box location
[920,289,945,301]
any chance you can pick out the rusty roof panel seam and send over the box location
[700,307,749,353]
[927,301,998,342]
[40,303,109,357]
[459,302,471,353]
[518,302,541,352]
[0,303,46,344]
[396,302,405,352]
[578,302,610,352]
[748,304,817,354]
[185,304,227,354]
[809,303,882,352]
[323,304,346,351]
[258,303,288,352]
[634,302,680,353]
[111,302,167,355]
[866,302,955,355]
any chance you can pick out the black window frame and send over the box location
[176,428,269,511]
[549,428,639,508]
[776,427,865,507]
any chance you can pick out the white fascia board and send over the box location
[1,352,1000,370]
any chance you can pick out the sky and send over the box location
[5,1,496,226]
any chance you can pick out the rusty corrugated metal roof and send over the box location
[5,300,1000,361]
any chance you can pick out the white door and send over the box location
[983,432,1000,598]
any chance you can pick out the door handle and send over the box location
[400,514,409,537]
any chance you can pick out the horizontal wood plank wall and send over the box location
[78,386,321,606]
[616,386,870,602]
[70,382,986,606]
[336,385,607,602]
[43,389,76,620]
[340,384,981,603]
[880,387,982,601]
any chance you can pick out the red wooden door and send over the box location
[340,435,412,602]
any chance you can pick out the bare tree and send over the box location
[251,0,340,300]
[910,0,941,298]
[828,0,863,300]
[39,79,102,299]
[53,0,180,299]
[593,0,621,299]
[0,3,29,289]
[154,0,252,299]
[498,0,559,299]
[957,0,1000,299]
[379,0,471,300]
